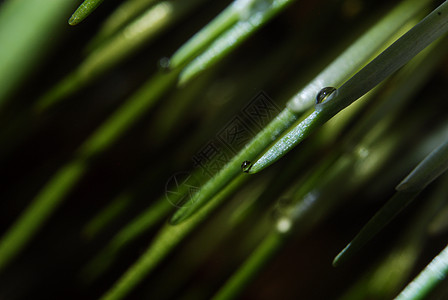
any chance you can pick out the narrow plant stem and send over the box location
[396,139,448,192]
[334,137,448,267]
[99,175,248,300]
[249,1,448,173]
[212,231,283,300]
[395,243,448,300]
[167,0,432,225]
[89,0,159,45]
[286,0,431,113]
[149,174,273,299]
[177,0,297,85]
[36,0,205,111]
[0,0,75,106]
[0,160,86,271]
[81,198,173,282]
[170,108,298,224]
[213,131,400,300]
[69,0,105,26]
[77,70,179,157]
[0,70,178,272]
[339,185,446,300]
[82,193,133,240]
[169,3,240,69]
[212,45,447,296]
[214,108,416,300]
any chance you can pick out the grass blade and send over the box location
[99,175,248,300]
[0,70,179,272]
[169,108,298,224]
[69,0,106,26]
[37,0,206,111]
[177,0,297,85]
[81,198,173,282]
[286,0,430,113]
[249,1,448,173]
[169,2,240,69]
[87,0,159,47]
[333,136,448,267]
[0,160,86,271]
[212,231,283,300]
[168,0,430,225]
[395,243,448,300]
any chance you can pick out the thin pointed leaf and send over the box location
[81,198,173,282]
[0,160,86,271]
[99,175,247,300]
[249,2,448,173]
[0,70,179,271]
[212,231,283,300]
[169,2,240,69]
[168,0,431,225]
[90,0,159,44]
[395,243,448,300]
[334,137,448,267]
[286,0,431,113]
[37,0,206,111]
[169,108,298,224]
[177,0,297,85]
[69,0,105,26]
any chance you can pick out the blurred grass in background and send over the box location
[0,0,448,299]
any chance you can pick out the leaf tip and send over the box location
[332,243,352,267]
[68,14,79,26]
[169,209,187,225]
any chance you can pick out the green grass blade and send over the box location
[76,70,179,157]
[82,193,133,240]
[396,140,448,192]
[395,243,448,300]
[340,174,448,300]
[0,70,178,272]
[0,160,86,271]
[36,0,205,111]
[286,0,430,113]
[213,98,417,300]
[99,175,248,300]
[88,0,159,44]
[69,0,106,26]
[81,163,210,281]
[177,0,296,85]
[81,198,173,282]
[168,0,432,225]
[212,231,283,300]
[212,39,448,296]
[333,137,448,267]
[0,0,75,107]
[249,1,448,173]
[169,108,298,224]
[169,2,241,69]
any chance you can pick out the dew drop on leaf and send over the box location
[316,87,337,104]
[241,160,252,173]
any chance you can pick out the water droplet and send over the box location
[316,87,336,104]
[241,160,252,173]
[158,57,171,72]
